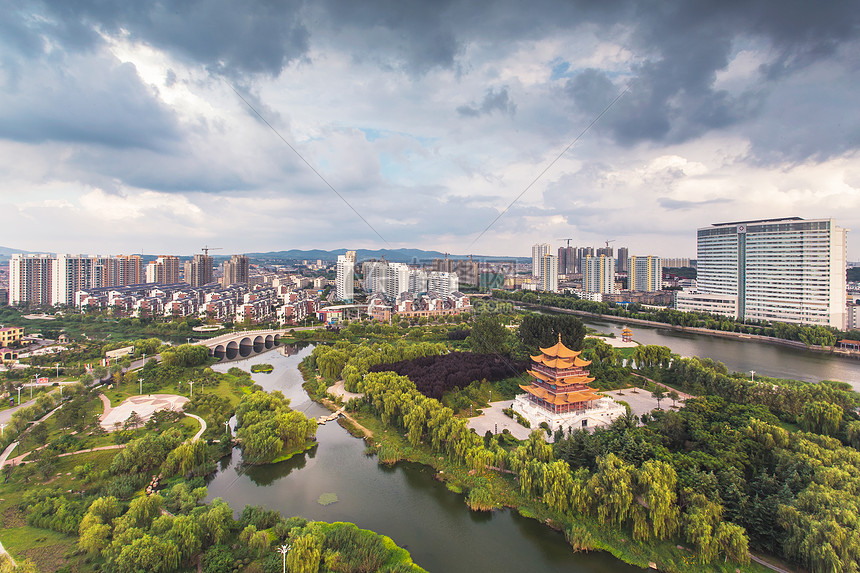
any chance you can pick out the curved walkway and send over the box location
[0,441,19,468]
[329,380,363,401]
[186,413,207,441]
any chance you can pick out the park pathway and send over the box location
[186,413,207,441]
[0,441,18,468]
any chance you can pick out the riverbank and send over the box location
[305,367,770,572]
[511,300,860,360]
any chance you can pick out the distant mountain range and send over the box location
[247,248,528,263]
[0,246,34,262]
[0,246,528,265]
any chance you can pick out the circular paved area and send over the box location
[328,380,363,401]
[101,394,189,430]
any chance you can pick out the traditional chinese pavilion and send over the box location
[621,327,633,343]
[514,335,624,431]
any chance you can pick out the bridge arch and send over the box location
[213,344,226,360]
[253,335,265,353]
[239,337,253,357]
[226,340,239,360]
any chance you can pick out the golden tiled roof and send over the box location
[528,369,594,386]
[519,384,601,405]
[538,334,581,359]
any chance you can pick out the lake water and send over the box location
[210,347,638,573]
[206,325,860,572]
[578,316,860,388]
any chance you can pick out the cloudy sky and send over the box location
[2,1,858,260]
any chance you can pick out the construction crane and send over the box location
[557,238,574,248]
[604,240,616,249]
[201,245,223,256]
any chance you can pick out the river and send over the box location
[577,316,860,388]
[209,346,638,573]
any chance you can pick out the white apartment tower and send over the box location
[677,218,847,329]
[362,261,386,294]
[408,269,428,293]
[385,263,410,298]
[628,256,663,292]
[539,254,558,293]
[427,271,459,297]
[582,255,616,294]
[336,251,356,302]
[532,243,551,277]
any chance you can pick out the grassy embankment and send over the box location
[0,449,117,572]
[301,360,769,573]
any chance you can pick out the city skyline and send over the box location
[2,2,859,260]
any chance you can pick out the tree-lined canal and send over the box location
[578,316,860,388]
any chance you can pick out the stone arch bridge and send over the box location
[197,327,320,361]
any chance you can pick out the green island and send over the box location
[0,305,858,572]
[249,364,274,374]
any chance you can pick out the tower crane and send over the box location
[604,240,615,249]
[557,238,574,248]
[201,245,223,257]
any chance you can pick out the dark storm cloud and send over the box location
[0,54,180,151]
[39,0,310,77]
[457,87,516,118]
[560,1,860,159]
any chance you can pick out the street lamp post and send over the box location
[55,363,60,379]
[750,370,756,382]
[277,544,291,573]
[17,386,21,405]
[139,377,142,396]
[224,420,231,436]
[189,381,194,398]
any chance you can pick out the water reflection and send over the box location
[579,317,860,387]
[208,347,639,573]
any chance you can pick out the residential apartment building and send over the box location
[427,271,459,297]
[184,254,213,287]
[362,261,386,294]
[9,253,146,306]
[582,255,616,294]
[430,257,479,286]
[628,256,663,292]
[539,254,558,293]
[616,247,629,273]
[146,256,181,285]
[336,251,356,302]
[574,247,594,274]
[532,243,551,277]
[222,255,250,287]
[558,246,574,275]
[676,218,847,328]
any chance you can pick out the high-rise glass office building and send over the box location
[677,218,847,329]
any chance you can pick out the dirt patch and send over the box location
[337,414,373,439]
[1,506,26,528]
[21,542,70,572]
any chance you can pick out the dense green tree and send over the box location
[466,313,510,354]
[517,313,585,353]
